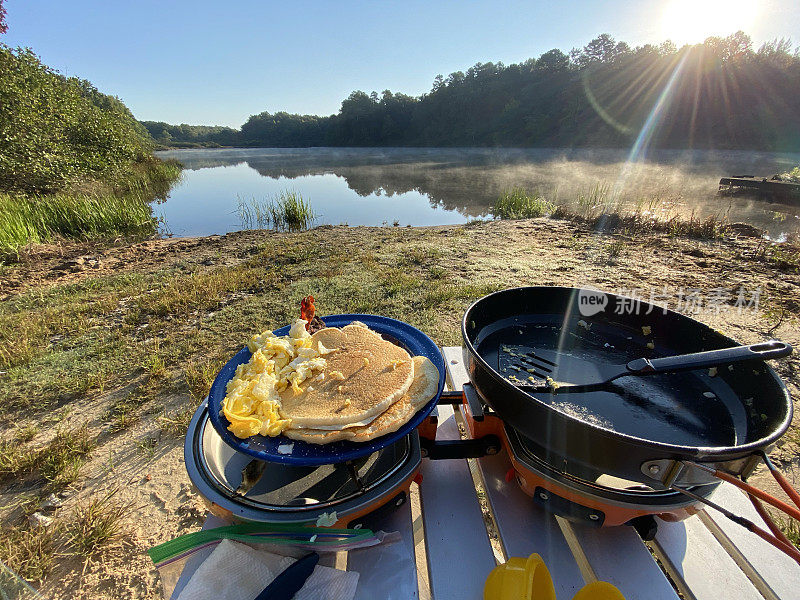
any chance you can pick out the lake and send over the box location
[154,147,800,239]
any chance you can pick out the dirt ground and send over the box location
[1,218,798,599]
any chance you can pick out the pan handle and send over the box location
[626,340,792,374]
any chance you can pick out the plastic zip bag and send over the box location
[148,522,390,599]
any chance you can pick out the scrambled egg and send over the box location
[223,319,328,439]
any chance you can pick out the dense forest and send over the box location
[143,32,800,152]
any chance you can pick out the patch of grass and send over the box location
[765,244,800,273]
[67,489,132,557]
[546,185,732,240]
[0,437,38,483]
[105,393,143,434]
[604,238,626,262]
[0,303,92,371]
[13,424,38,443]
[574,183,615,217]
[141,339,167,379]
[0,523,61,583]
[237,190,316,232]
[493,187,554,219]
[0,426,95,489]
[185,359,222,400]
[780,166,800,183]
[38,427,96,489]
[157,405,195,437]
[776,516,800,549]
[0,273,138,375]
[137,436,157,458]
[134,264,268,319]
[419,282,506,310]
[0,192,155,261]
[0,150,182,261]
[0,324,136,418]
[380,268,422,297]
[663,213,729,239]
[552,204,730,240]
[428,265,448,280]
[402,246,444,267]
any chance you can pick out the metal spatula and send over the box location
[507,340,792,394]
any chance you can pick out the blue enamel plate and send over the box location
[207,314,445,465]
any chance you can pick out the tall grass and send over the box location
[237,190,316,232]
[0,159,182,260]
[490,182,730,239]
[551,200,730,239]
[492,187,554,219]
[0,193,155,258]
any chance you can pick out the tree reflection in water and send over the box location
[156,147,800,236]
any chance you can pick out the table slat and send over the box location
[349,499,418,600]
[443,347,584,598]
[653,514,763,600]
[702,482,800,600]
[443,347,679,600]
[476,449,586,599]
[568,525,678,600]
[418,402,497,600]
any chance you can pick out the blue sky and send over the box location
[4,0,799,127]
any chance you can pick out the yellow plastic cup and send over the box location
[483,553,556,600]
[572,581,626,600]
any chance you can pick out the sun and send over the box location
[659,0,760,45]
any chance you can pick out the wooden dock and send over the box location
[719,175,800,202]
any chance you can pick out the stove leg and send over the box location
[343,461,366,492]
[627,515,658,541]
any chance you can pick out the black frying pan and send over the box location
[462,287,793,486]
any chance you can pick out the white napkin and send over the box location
[176,539,359,600]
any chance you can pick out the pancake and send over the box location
[278,323,414,428]
[284,356,439,444]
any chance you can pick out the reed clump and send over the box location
[237,190,316,232]
[0,159,182,261]
[0,192,154,258]
[493,187,554,219]
[545,184,731,240]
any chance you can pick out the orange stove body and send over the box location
[455,391,698,528]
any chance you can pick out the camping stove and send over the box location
[185,402,422,529]
[186,387,709,538]
[450,384,710,538]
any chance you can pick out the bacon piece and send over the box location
[300,295,315,329]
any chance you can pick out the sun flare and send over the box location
[660,0,760,45]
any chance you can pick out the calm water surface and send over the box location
[155,147,800,238]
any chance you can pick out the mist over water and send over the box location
[155,147,800,238]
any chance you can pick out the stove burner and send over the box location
[207,437,412,511]
[186,403,421,525]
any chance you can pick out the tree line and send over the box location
[144,32,800,152]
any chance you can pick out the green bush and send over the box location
[0,45,154,195]
[0,45,183,257]
[783,166,800,183]
[493,187,554,219]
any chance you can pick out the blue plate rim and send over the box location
[207,314,445,465]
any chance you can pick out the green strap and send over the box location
[148,523,374,564]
